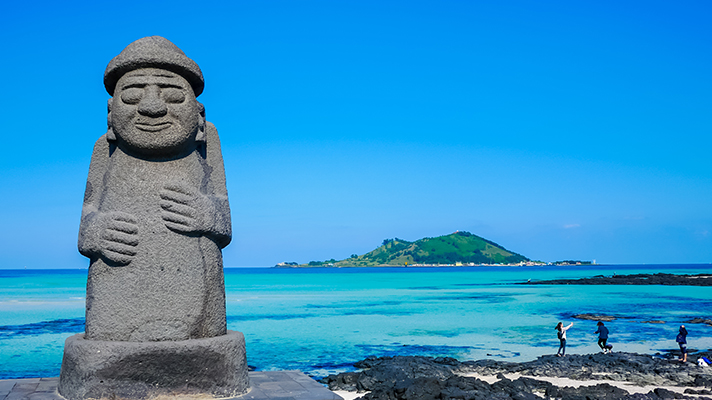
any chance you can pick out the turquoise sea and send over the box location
[1,265,711,380]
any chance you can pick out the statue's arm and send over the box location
[78,136,139,265]
[78,136,109,259]
[202,122,232,248]
[159,123,232,248]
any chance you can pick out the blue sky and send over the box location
[1,0,710,268]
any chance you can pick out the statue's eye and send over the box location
[162,88,185,104]
[120,88,143,104]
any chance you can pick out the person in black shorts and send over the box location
[594,321,610,353]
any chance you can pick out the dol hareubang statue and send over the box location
[59,36,249,400]
[81,36,230,342]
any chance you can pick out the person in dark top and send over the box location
[594,321,610,353]
[676,325,688,362]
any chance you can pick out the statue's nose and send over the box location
[137,86,168,117]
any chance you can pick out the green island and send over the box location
[275,231,538,268]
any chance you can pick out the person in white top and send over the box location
[555,321,574,357]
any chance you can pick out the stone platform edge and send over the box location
[0,371,343,400]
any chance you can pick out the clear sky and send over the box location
[1,0,710,268]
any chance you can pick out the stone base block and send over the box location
[58,330,249,400]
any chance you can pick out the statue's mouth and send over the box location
[135,122,172,132]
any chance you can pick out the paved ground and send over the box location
[0,372,343,400]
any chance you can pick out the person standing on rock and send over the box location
[556,321,573,357]
[676,325,688,362]
[594,321,610,353]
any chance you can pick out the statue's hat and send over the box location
[104,36,204,96]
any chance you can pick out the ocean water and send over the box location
[1,265,711,380]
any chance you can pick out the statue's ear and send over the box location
[106,98,116,142]
[195,102,207,143]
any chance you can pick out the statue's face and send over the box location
[111,68,201,158]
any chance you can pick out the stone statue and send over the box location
[80,36,230,342]
[59,36,249,400]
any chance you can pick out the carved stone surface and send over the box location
[59,36,248,399]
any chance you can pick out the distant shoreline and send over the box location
[274,262,583,268]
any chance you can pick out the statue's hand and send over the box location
[159,183,212,234]
[99,212,139,265]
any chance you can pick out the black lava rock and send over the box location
[321,352,712,400]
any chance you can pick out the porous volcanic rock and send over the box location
[521,273,712,286]
[684,318,712,326]
[572,313,618,321]
[321,353,712,400]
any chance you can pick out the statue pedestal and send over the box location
[58,330,249,400]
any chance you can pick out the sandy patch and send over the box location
[332,389,368,400]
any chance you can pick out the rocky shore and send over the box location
[322,352,712,400]
[520,273,712,286]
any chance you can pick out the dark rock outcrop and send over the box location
[321,353,712,400]
[572,313,618,321]
[684,318,712,326]
[521,273,712,286]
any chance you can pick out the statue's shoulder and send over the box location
[90,134,112,161]
[206,122,220,138]
[204,122,224,150]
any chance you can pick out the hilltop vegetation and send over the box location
[285,231,529,267]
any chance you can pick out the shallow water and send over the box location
[1,265,711,379]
